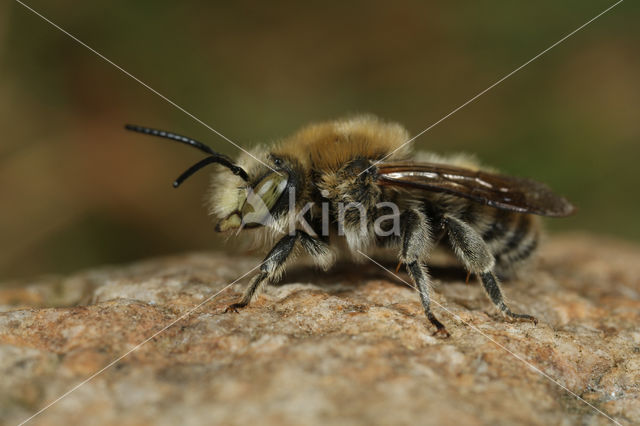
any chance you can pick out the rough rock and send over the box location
[1,233,639,425]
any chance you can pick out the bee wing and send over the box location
[376,162,576,217]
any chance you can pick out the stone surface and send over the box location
[1,233,639,425]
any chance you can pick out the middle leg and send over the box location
[399,208,449,337]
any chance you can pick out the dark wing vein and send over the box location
[376,162,576,217]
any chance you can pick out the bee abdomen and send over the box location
[465,207,540,268]
[491,212,540,268]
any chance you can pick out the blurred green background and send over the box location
[1,1,638,281]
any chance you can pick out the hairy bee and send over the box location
[125,116,575,337]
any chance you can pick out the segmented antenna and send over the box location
[124,124,249,186]
[173,156,226,188]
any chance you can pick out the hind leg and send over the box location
[444,214,537,324]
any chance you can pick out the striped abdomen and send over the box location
[459,203,541,276]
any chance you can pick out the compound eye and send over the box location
[240,172,289,226]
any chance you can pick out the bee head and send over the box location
[124,124,297,232]
[215,166,290,232]
[124,124,295,233]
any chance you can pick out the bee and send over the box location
[125,115,575,337]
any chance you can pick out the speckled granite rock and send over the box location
[1,234,639,425]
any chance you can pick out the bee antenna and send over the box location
[173,156,248,188]
[124,124,249,184]
[125,124,216,155]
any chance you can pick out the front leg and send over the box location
[400,208,449,337]
[225,233,298,312]
[444,214,537,324]
[226,231,333,311]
